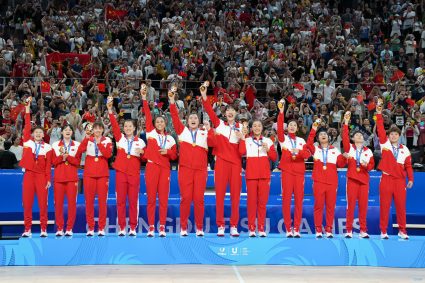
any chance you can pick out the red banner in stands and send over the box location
[45,53,91,81]
[105,4,128,21]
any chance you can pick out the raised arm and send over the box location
[142,95,154,132]
[342,112,352,153]
[107,99,122,141]
[200,85,220,128]
[375,113,388,144]
[277,111,285,143]
[169,95,185,135]
[306,127,317,154]
[23,100,32,142]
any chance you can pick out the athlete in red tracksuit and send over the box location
[277,102,310,238]
[107,101,145,237]
[141,88,178,237]
[238,120,277,237]
[51,125,81,237]
[341,112,374,239]
[169,92,215,237]
[376,107,414,240]
[20,98,52,237]
[307,123,347,238]
[76,122,113,236]
[201,88,242,237]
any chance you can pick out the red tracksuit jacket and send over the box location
[239,136,278,179]
[76,136,113,177]
[307,129,347,185]
[277,112,310,175]
[142,100,178,167]
[170,104,215,170]
[376,114,413,181]
[51,140,81,182]
[342,124,374,184]
[109,113,146,176]
[202,98,241,165]
[20,113,52,181]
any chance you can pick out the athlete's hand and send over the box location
[204,120,211,131]
[159,149,168,155]
[406,181,413,189]
[46,181,51,189]
[235,131,245,140]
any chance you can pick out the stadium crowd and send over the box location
[1,0,425,169]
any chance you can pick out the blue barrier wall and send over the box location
[0,170,424,236]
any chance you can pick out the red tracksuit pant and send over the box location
[246,178,270,230]
[282,173,305,232]
[346,178,369,232]
[313,182,337,233]
[380,174,407,234]
[178,166,207,231]
[23,171,48,231]
[54,181,78,231]
[145,162,170,226]
[214,158,242,227]
[84,176,109,231]
[116,171,140,230]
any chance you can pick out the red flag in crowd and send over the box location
[97,83,106,92]
[367,101,376,111]
[40,81,50,93]
[406,98,416,107]
[293,83,305,91]
[10,104,25,121]
[105,4,128,21]
[390,70,405,82]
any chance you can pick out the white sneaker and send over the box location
[65,230,73,237]
[118,230,126,237]
[21,230,32,238]
[40,230,48,238]
[359,231,370,239]
[398,232,409,240]
[316,232,323,238]
[196,229,204,237]
[293,231,301,238]
[326,232,334,238]
[98,230,105,237]
[381,232,389,239]
[86,230,94,237]
[345,232,353,238]
[217,226,225,237]
[286,231,294,238]
[55,230,64,237]
[249,230,256,237]
[147,225,155,237]
[180,230,188,237]
[258,231,267,237]
[230,226,239,237]
[159,225,166,237]
[129,229,137,237]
